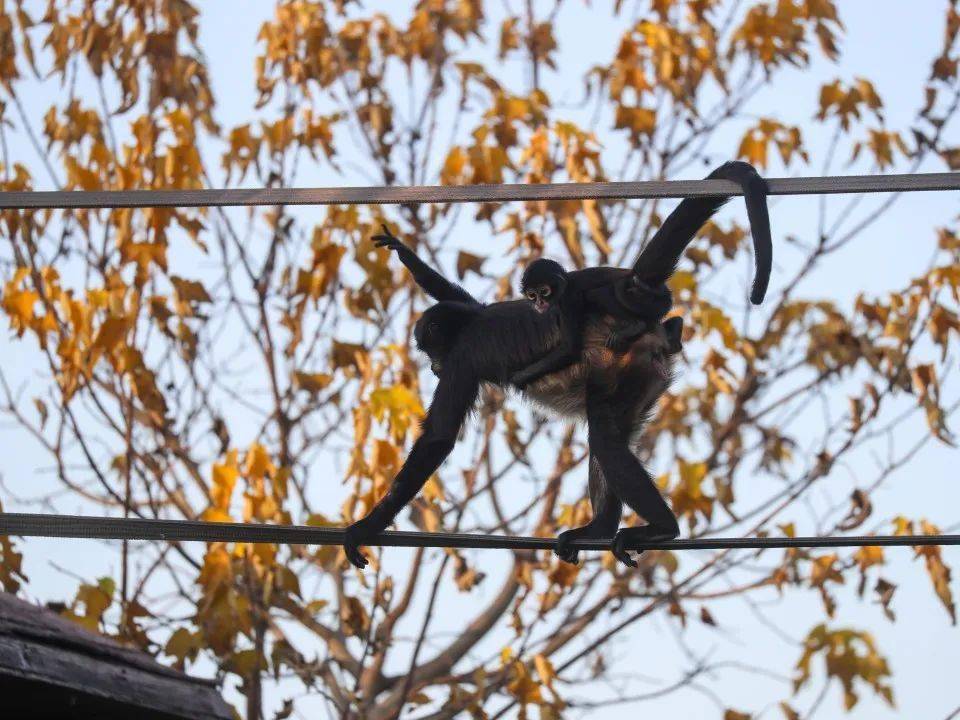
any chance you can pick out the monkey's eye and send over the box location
[525,290,537,301]
[541,286,552,298]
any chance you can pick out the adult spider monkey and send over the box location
[342,160,772,568]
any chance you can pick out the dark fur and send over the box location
[343,161,772,568]
[635,160,772,304]
[511,259,674,387]
[510,160,770,388]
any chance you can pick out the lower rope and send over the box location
[1,513,957,551]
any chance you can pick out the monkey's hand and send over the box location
[373,223,408,253]
[342,516,382,570]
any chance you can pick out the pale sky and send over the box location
[2,2,958,719]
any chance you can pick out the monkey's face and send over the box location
[521,259,567,313]
[524,283,555,313]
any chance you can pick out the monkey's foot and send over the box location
[554,524,614,565]
[610,526,679,568]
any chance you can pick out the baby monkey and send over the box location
[512,258,681,388]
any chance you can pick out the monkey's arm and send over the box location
[343,367,480,569]
[509,331,582,387]
[509,298,586,387]
[374,225,479,305]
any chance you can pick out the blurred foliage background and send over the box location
[1,1,959,718]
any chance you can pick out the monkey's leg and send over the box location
[554,454,623,565]
[343,371,479,569]
[585,389,679,568]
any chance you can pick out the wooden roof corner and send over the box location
[0,591,234,719]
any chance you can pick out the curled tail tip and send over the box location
[713,161,772,198]
[749,284,768,305]
[709,159,762,181]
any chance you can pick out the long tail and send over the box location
[631,160,772,305]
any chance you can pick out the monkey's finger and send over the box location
[380,223,393,237]
[611,536,638,568]
[344,544,368,570]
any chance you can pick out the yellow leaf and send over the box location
[210,449,239,514]
[340,595,370,637]
[369,384,425,442]
[1,275,39,336]
[165,628,202,668]
[440,146,468,185]
[853,545,884,571]
[456,251,485,280]
[293,371,333,395]
[91,315,131,357]
[245,443,275,480]
[170,278,211,303]
[533,654,556,689]
[917,519,956,623]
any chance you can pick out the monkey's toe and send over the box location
[611,531,640,568]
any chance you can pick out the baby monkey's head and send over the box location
[520,258,567,313]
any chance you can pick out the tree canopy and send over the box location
[1,2,959,719]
